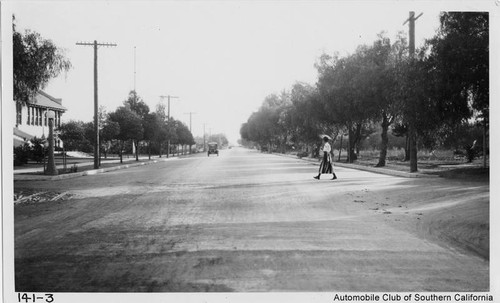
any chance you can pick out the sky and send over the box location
[4,0,496,144]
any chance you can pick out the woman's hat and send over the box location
[319,134,332,141]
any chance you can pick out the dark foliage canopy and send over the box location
[13,16,72,103]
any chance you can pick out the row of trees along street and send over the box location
[240,12,488,171]
[12,15,198,165]
[58,91,196,163]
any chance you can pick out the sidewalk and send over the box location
[14,155,180,181]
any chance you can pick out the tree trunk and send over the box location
[347,123,359,163]
[134,140,139,161]
[483,117,487,168]
[409,125,418,172]
[376,116,389,167]
[119,141,123,164]
[148,141,151,160]
[338,135,343,162]
[404,135,410,161]
[347,126,354,163]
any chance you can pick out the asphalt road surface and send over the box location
[14,147,489,292]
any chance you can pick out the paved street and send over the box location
[14,147,489,292]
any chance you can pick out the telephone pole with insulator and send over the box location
[403,12,422,172]
[76,40,117,169]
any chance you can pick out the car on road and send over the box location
[208,142,219,156]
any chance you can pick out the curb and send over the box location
[14,157,176,181]
[332,162,439,178]
[272,153,438,179]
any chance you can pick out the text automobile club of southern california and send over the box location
[333,293,494,301]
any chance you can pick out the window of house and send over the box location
[16,103,22,125]
[31,107,35,125]
[27,106,31,125]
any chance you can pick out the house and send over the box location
[14,91,66,148]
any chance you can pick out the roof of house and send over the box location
[14,127,35,140]
[14,127,36,147]
[28,91,67,111]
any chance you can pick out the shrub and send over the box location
[30,137,46,163]
[13,142,31,166]
[464,144,478,163]
[297,151,309,158]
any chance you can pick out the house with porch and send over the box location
[14,91,66,148]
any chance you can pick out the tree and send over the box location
[123,91,149,161]
[143,112,164,159]
[58,120,88,151]
[101,119,120,159]
[151,101,169,157]
[174,121,195,155]
[108,106,144,163]
[13,16,72,103]
[391,122,409,161]
[316,51,375,162]
[82,122,96,153]
[241,105,276,151]
[426,12,489,167]
[123,90,150,119]
[207,133,228,147]
[289,82,336,156]
[361,33,406,167]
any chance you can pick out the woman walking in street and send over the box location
[314,136,337,180]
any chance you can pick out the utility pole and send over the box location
[160,95,179,158]
[132,46,137,159]
[160,95,179,120]
[203,123,208,152]
[184,112,196,154]
[184,112,196,132]
[76,40,117,169]
[134,46,137,92]
[403,11,422,173]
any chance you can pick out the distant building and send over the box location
[14,91,66,147]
